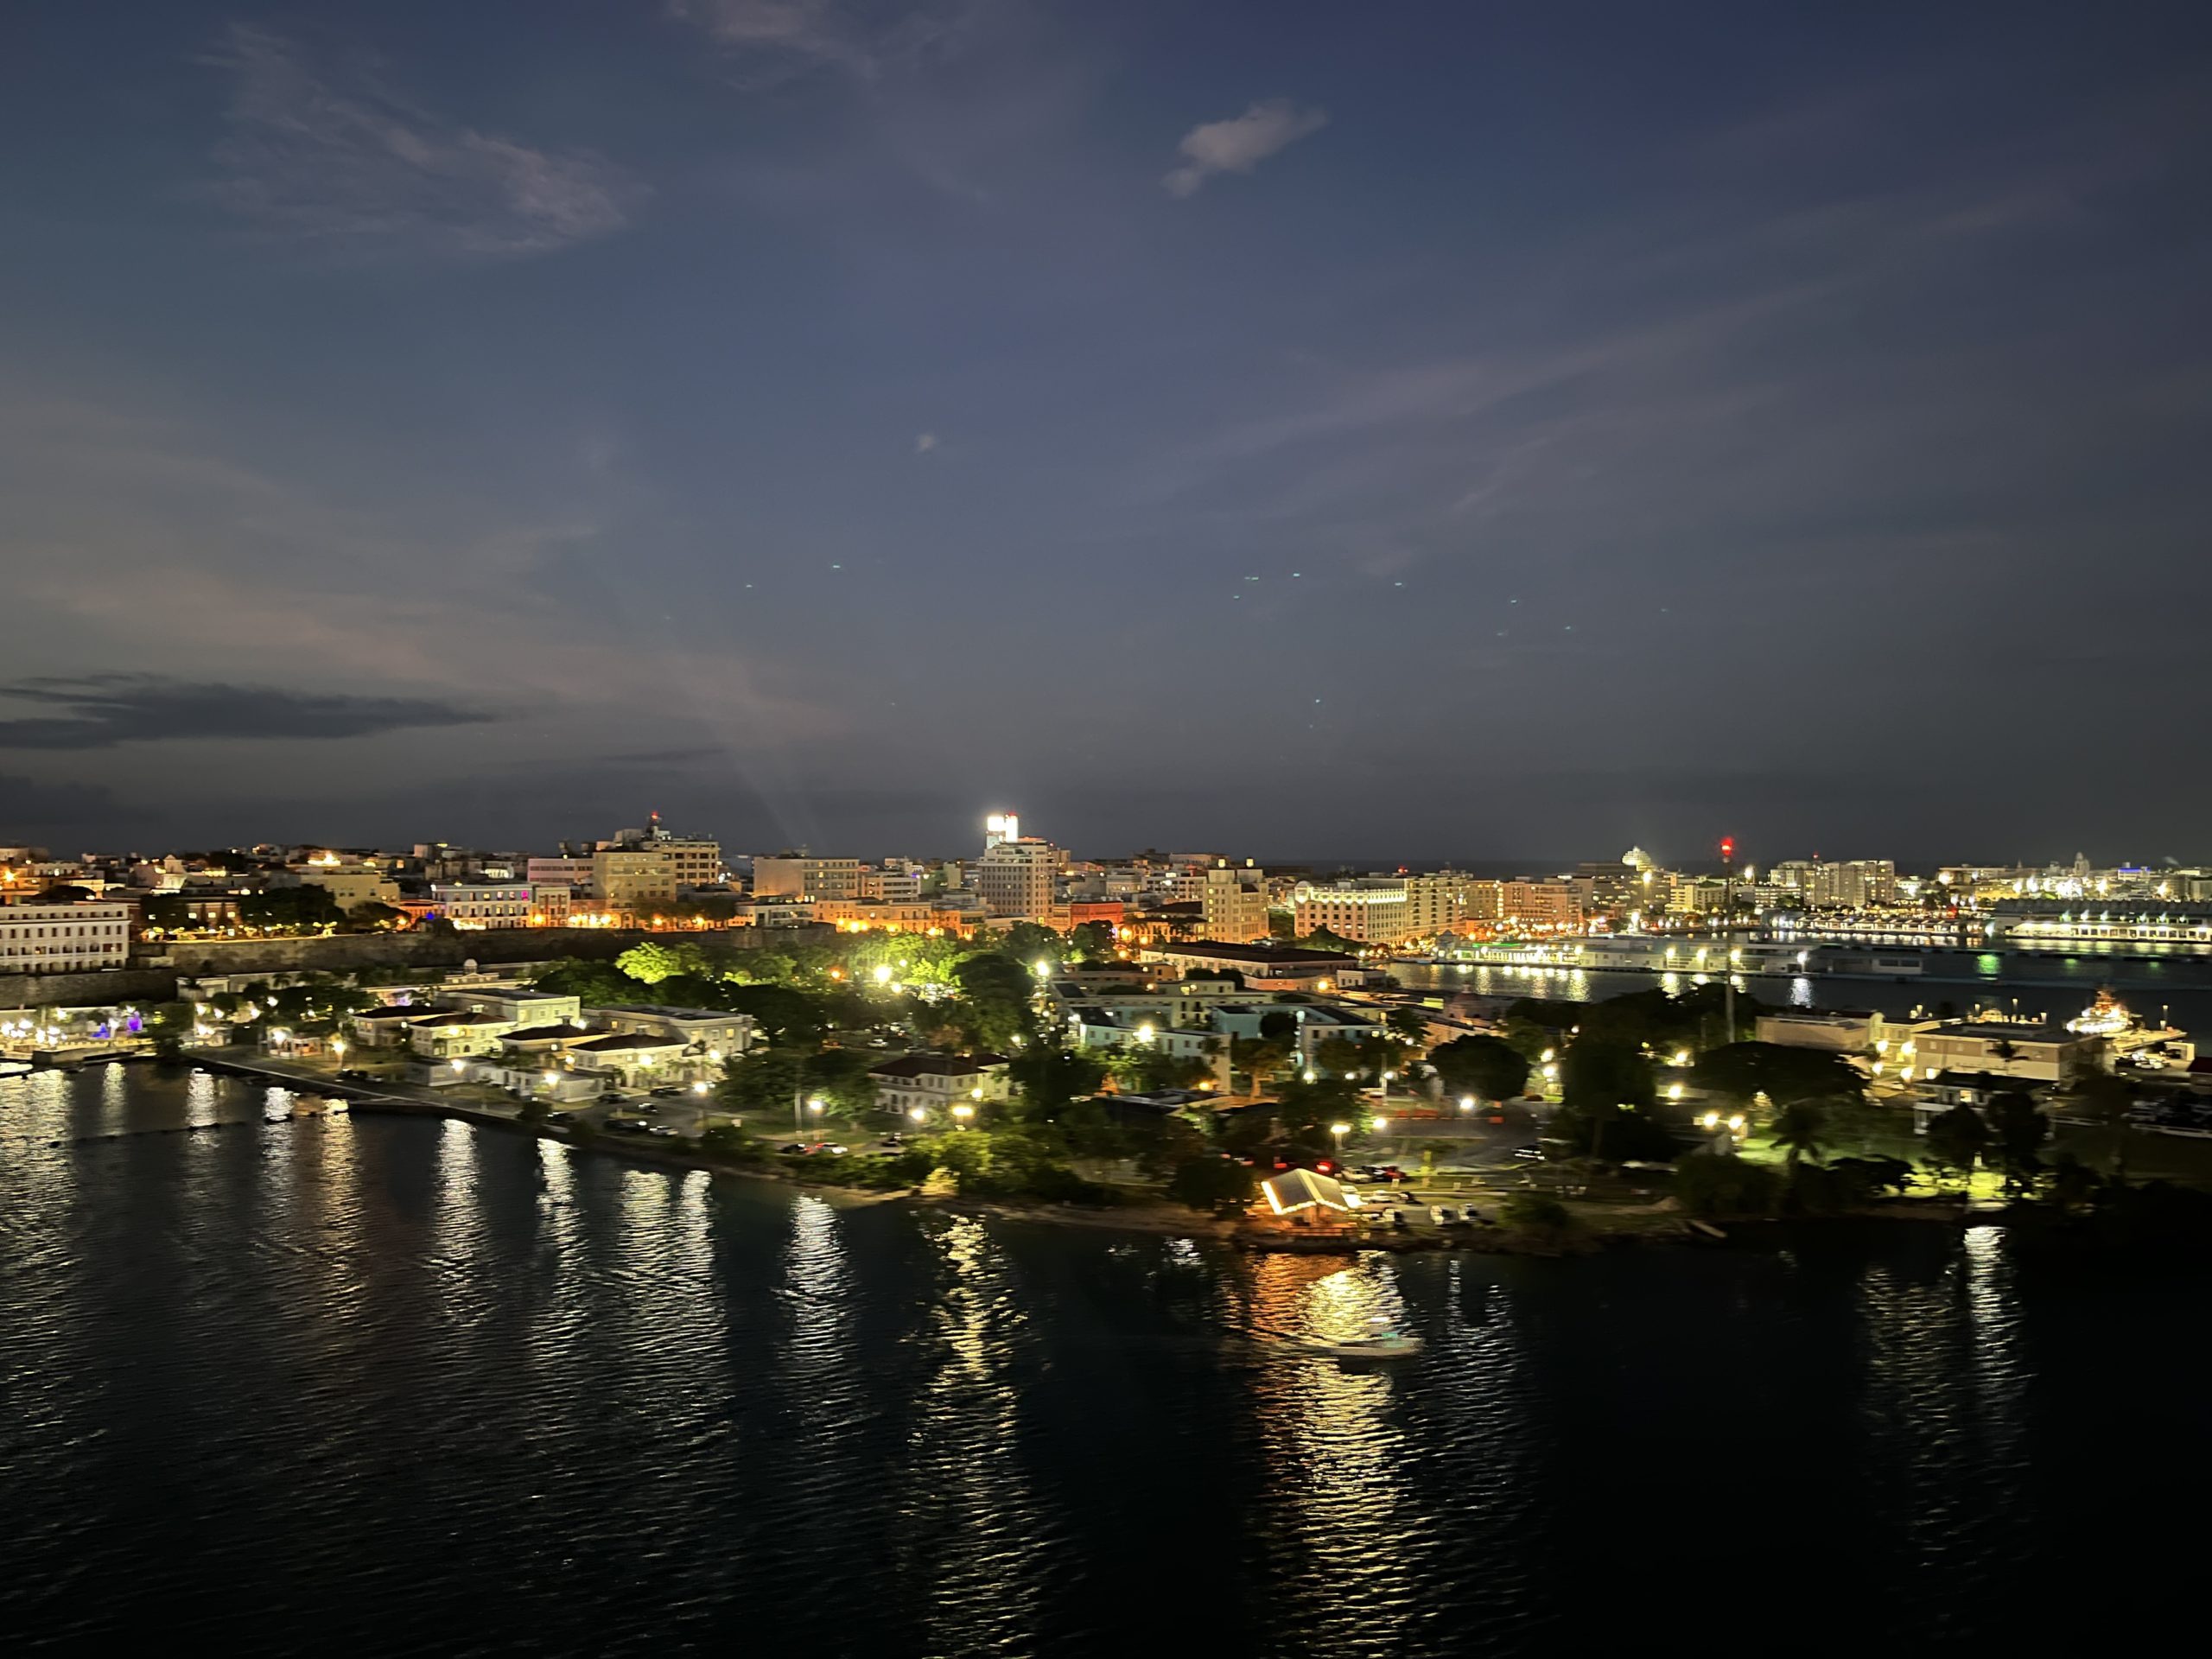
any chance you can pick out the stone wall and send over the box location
[0,968,181,1011]
[4,922,834,1008]
[140,926,644,980]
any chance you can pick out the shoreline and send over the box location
[162,1055,2157,1257]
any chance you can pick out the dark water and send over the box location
[1394,945,2212,1031]
[2,1066,2203,1655]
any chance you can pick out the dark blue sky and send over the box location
[3,1,2209,866]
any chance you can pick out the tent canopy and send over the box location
[1260,1167,1360,1215]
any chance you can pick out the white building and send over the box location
[0,901,134,973]
[867,1052,1013,1122]
[429,884,536,929]
[1291,879,1408,943]
[974,825,1062,919]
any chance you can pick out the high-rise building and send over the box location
[1499,880,1583,929]
[593,849,678,913]
[1202,860,1269,943]
[751,855,863,901]
[973,814,1062,918]
[1291,878,1409,943]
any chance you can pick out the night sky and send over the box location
[3,2,2209,866]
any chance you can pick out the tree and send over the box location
[1257,1009,1299,1044]
[1923,1104,1992,1192]
[1294,927,1360,955]
[2066,1068,2136,1178]
[145,1001,196,1059]
[1767,1100,1828,1171]
[531,958,640,1005]
[1559,1039,1655,1112]
[1691,1043,1863,1109]
[1007,1046,1107,1122]
[346,900,404,931]
[997,922,1065,969]
[1499,1191,1574,1233]
[1166,1155,1256,1213]
[1116,1049,1212,1095]
[1385,1007,1430,1048]
[1313,1036,1393,1084]
[1986,1091,2048,1197]
[1228,1036,1292,1095]
[721,1046,809,1116]
[950,951,1036,1052]
[1674,1151,1782,1217]
[1067,921,1118,960]
[616,940,696,984]
[1427,1035,1530,1103]
[802,1048,879,1118]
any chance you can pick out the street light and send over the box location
[1329,1122,1351,1154]
[874,963,895,984]
[952,1103,974,1127]
[908,1107,928,1122]
[1459,1096,1475,1113]
[1370,1116,1386,1132]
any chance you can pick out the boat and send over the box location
[1300,1318,1425,1360]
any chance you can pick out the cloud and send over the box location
[913,430,938,453]
[669,0,853,63]
[199,25,645,260]
[668,0,985,81]
[1164,99,1327,198]
[0,677,493,751]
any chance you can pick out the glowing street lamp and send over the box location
[952,1103,975,1127]
[908,1107,928,1122]
[1459,1096,1476,1113]
[874,963,895,985]
[1329,1122,1351,1154]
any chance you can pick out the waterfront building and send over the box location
[585,1003,755,1057]
[1147,941,1369,990]
[1916,1020,2087,1086]
[0,899,134,973]
[1291,878,1409,942]
[1499,879,1582,930]
[867,1052,1012,1122]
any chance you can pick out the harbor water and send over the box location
[1,1065,2203,1655]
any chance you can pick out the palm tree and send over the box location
[1767,1100,1828,1170]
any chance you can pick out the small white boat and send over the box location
[1302,1318,1424,1360]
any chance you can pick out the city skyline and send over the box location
[4,2,2210,855]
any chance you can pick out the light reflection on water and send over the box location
[0,1071,2195,1652]
[904,1213,1052,1656]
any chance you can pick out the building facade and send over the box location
[1202,861,1270,943]
[751,855,864,902]
[0,900,134,972]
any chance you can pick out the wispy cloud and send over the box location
[913,430,938,454]
[199,24,645,260]
[1164,99,1327,198]
[0,676,493,750]
[668,0,987,82]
